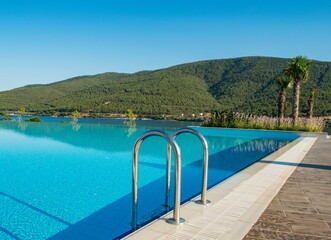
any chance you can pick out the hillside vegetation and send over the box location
[0,57,330,117]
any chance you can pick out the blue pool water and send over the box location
[0,120,299,239]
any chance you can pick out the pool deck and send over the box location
[244,137,331,240]
[124,136,330,240]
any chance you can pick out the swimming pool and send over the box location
[0,121,299,239]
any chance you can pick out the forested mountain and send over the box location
[172,57,331,116]
[0,57,330,117]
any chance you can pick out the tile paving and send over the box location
[244,138,331,240]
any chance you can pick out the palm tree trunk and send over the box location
[307,95,315,119]
[292,81,301,125]
[278,88,286,124]
[307,100,313,119]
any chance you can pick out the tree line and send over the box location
[0,57,330,118]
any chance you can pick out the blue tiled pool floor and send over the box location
[0,122,298,239]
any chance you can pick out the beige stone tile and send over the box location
[221,220,254,240]
[147,219,180,234]
[125,229,168,240]
[179,201,207,214]
[238,202,269,224]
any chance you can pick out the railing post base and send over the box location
[166,218,185,225]
[195,199,211,206]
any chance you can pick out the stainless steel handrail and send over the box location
[165,127,210,206]
[132,130,185,229]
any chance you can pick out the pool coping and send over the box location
[123,136,317,240]
[191,126,328,139]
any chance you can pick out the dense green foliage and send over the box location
[173,57,331,116]
[0,57,330,117]
[24,116,42,122]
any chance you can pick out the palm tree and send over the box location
[307,89,316,119]
[277,77,292,124]
[284,56,312,125]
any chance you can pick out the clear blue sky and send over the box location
[0,0,330,91]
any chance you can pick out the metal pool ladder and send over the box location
[131,127,210,229]
[165,127,210,207]
[132,130,184,229]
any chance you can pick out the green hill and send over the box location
[0,56,330,117]
[173,57,331,116]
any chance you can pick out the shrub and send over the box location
[203,110,325,132]
[24,116,42,122]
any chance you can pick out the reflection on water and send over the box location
[126,125,137,137]
[231,138,285,153]
[18,121,28,131]
[0,122,146,153]
[124,118,137,137]
[0,122,212,158]
[10,115,201,128]
[71,123,81,131]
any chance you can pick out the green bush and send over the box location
[25,116,42,122]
